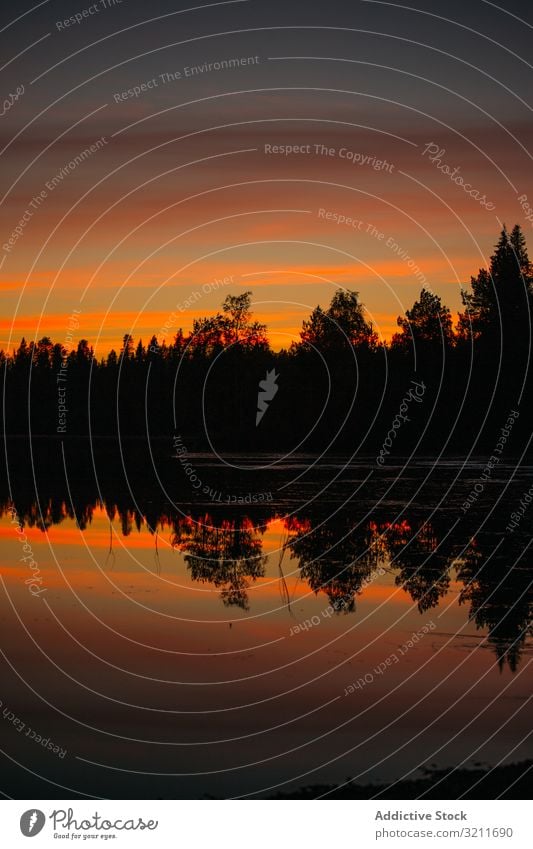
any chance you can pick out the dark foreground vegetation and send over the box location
[271,760,533,799]
[2,225,533,453]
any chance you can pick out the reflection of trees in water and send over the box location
[1,493,532,670]
[171,515,267,610]
[456,536,533,672]
[282,512,532,670]
[384,519,450,613]
[285,516,447,615]
[285,516,386,613]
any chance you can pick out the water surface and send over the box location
[1,451,532,798]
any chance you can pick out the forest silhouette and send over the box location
[2,224,532,453]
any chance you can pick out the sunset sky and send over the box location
[1,0,532,352]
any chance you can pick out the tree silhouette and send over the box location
[0,225,531,455]
[391,288,455,353]
[299,288,378,352]
[458,225,533,344]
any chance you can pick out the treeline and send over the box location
[2,225,532,452]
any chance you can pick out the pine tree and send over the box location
[392,288,454,351]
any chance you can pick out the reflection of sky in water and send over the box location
[1,505,531,798]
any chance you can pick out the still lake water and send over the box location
[1,452,532,798]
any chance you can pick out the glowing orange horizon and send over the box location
[0,278,462,354]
